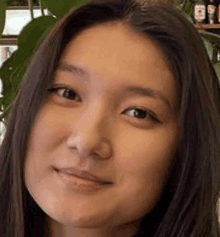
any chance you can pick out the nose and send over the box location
[66,100,113,161]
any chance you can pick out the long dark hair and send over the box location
[0,0,219,236]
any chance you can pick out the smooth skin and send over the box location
[24,22,179,237]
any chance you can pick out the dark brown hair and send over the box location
[0,0,220,236]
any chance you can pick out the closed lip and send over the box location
[54,166,113,184]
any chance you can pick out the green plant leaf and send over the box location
[199,30,220,48]
[0,16,58,121]
[173,0,182,6]
[42,0,90,19]
[180,10,194,24]
[0,49,27,115]
[0,48,37,122]
[202,37,214,61]
[17,15,57,51]
[0,0,7,38]
[181,0,195,20]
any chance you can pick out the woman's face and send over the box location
[24,22,179,235]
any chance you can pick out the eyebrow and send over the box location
[121,86,171,111]
[57,61,172,111]
[58,61,88,76]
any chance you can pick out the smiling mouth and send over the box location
[54,166,113,184]
[55,169,113,193]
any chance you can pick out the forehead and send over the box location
[59,22,176,106]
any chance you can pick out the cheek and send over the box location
[113,125,178,216]
[25,104,68,158]
[24,106,62,187]
[116,125,177,173]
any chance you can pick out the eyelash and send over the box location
[47,86,161,123]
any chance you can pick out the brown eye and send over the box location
[126,108,147,119]
[47,87,81,101]
[123,108,160,123]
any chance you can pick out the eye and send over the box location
[123,107,161,123]
[47,86,81,101]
